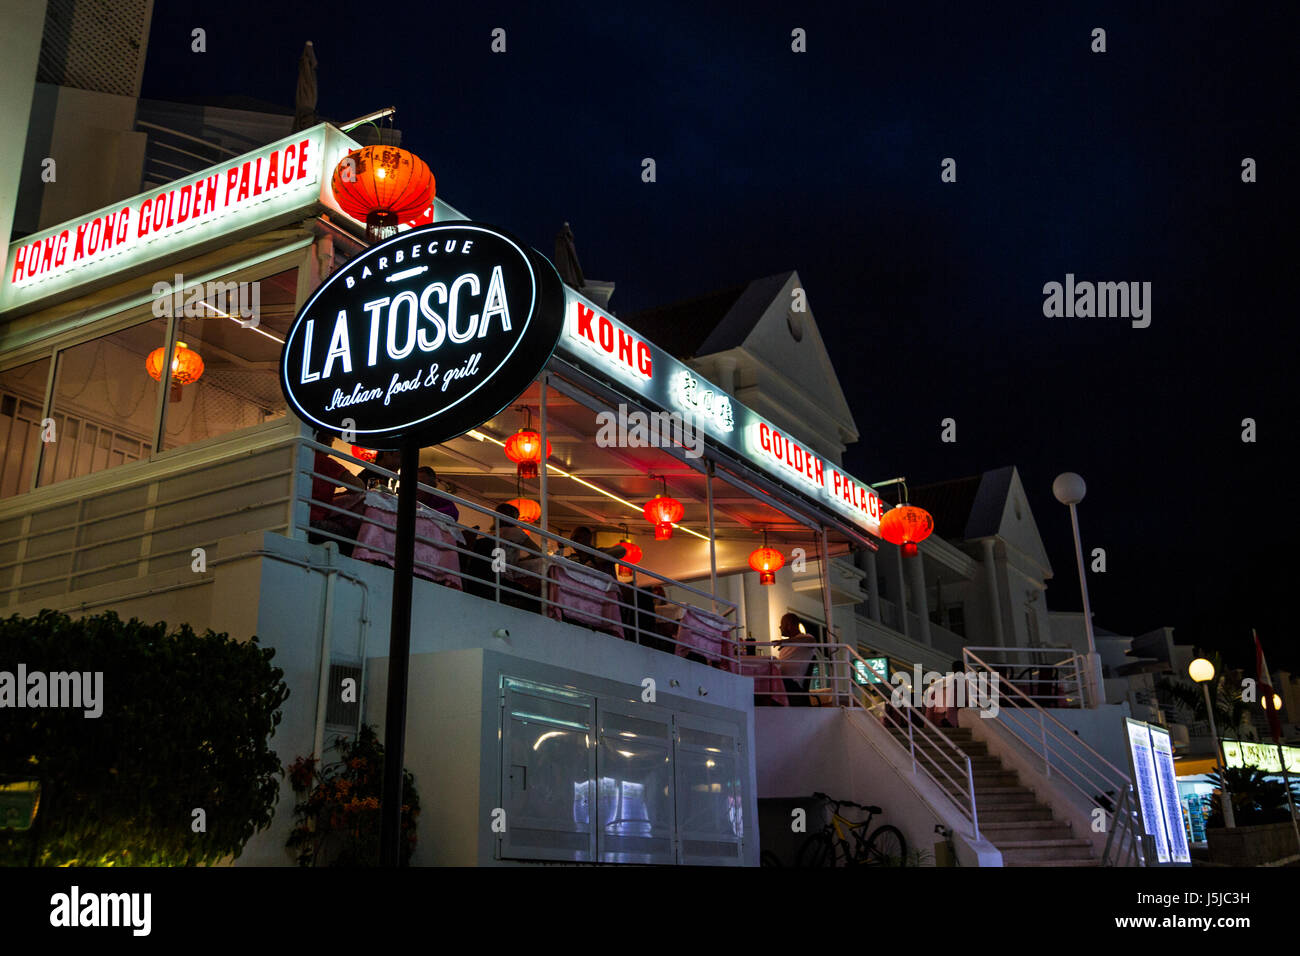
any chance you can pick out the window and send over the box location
[159,266,296,450]
[39,318,169,487]
[4,261,302,494]
[500,676,745,865]
[0,356,52,498]
[947,604,966,637]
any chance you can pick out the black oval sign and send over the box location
[280,222,565,448]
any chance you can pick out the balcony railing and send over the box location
[298,440,747,663]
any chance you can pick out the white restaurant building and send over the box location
[1,9,1173,863]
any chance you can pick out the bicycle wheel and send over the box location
[795,831,836,867]
[863,825,907,866]
[760,850,783,867]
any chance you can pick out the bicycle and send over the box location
[795,792,907,867]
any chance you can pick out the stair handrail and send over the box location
[823,642,981,841]
[961,645,1087,708]
[961,648,1145,865]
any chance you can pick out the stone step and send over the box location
[998,839,1096,864]
[982,821,1075,843]
[977,805,1055,823]
[890,731,989,757]
[915,759,1012,784]
[982,819,1072,833]
[1015,857,1102,867]
[956,787,1039,807]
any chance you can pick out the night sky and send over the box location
[142,3,1298,669]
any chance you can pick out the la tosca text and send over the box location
[298,259,513,407]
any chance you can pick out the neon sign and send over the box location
[670,370,733,432]
[1,124,358,313]
[558,291,882,538]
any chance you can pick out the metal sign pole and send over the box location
[379,438,419,866]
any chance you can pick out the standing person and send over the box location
[776,613,819,706]
[309,430,364,553]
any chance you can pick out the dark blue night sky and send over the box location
[143,2,1298,667]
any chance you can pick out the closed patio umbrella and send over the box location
[554,221,585,289]
[293,41,318,132]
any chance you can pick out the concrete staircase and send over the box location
[890,725,1099,866]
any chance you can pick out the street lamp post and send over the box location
[1052,473,1102,707]
[1189,657,1235,829]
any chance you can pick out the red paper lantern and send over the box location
[330,147,434,241]
[643,494,684,540]
[350,446,378,463]
[879,504,934,557]
[748,546,785,586]
[617,538,643,564]
[145,341,204,401]
[504,430,550,480]
[505,498,541,523]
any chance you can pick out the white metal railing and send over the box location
[308,449,987,837]
[298,440,739,655]
[961,647,1145,866]
[961,645,1088,709]
[0,433,297,607]
[792,640,982,840]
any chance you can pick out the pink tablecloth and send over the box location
[673,606,736,665]
[343,490,463,589]
[730,657,789,705]
[546,558,624,638]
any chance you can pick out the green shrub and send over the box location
[0,610,289,866]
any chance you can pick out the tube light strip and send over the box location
[471,428,710,541]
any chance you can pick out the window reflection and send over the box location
[160,267,295,450]
[40,318,168,487]
[0,356,51,498]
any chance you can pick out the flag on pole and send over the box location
[1255,629,1283,744]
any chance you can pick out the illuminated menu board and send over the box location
[1126,718,1169,863]
[1149,725,1191,863]
[1123,718,1191,866]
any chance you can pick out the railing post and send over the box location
[493,517,501,605]
[907,710,916,774]
[966,754,979,841]
[631,567,640,646]
[1040,711,1050,778]
[1101,786,1122,865]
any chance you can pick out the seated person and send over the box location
[645,584,679,645]
[627,581,674,654]
[493,503,541,604]
[309,430,365,553]
[358,449,401,493]
[775,613,819,706]
[565,526,626,578]
[416,466,459,521]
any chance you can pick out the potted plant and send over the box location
[1203,767,1300,866]
[286,725,420,866]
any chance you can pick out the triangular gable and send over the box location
[723,271,859,444]
[983,467,1053,577]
